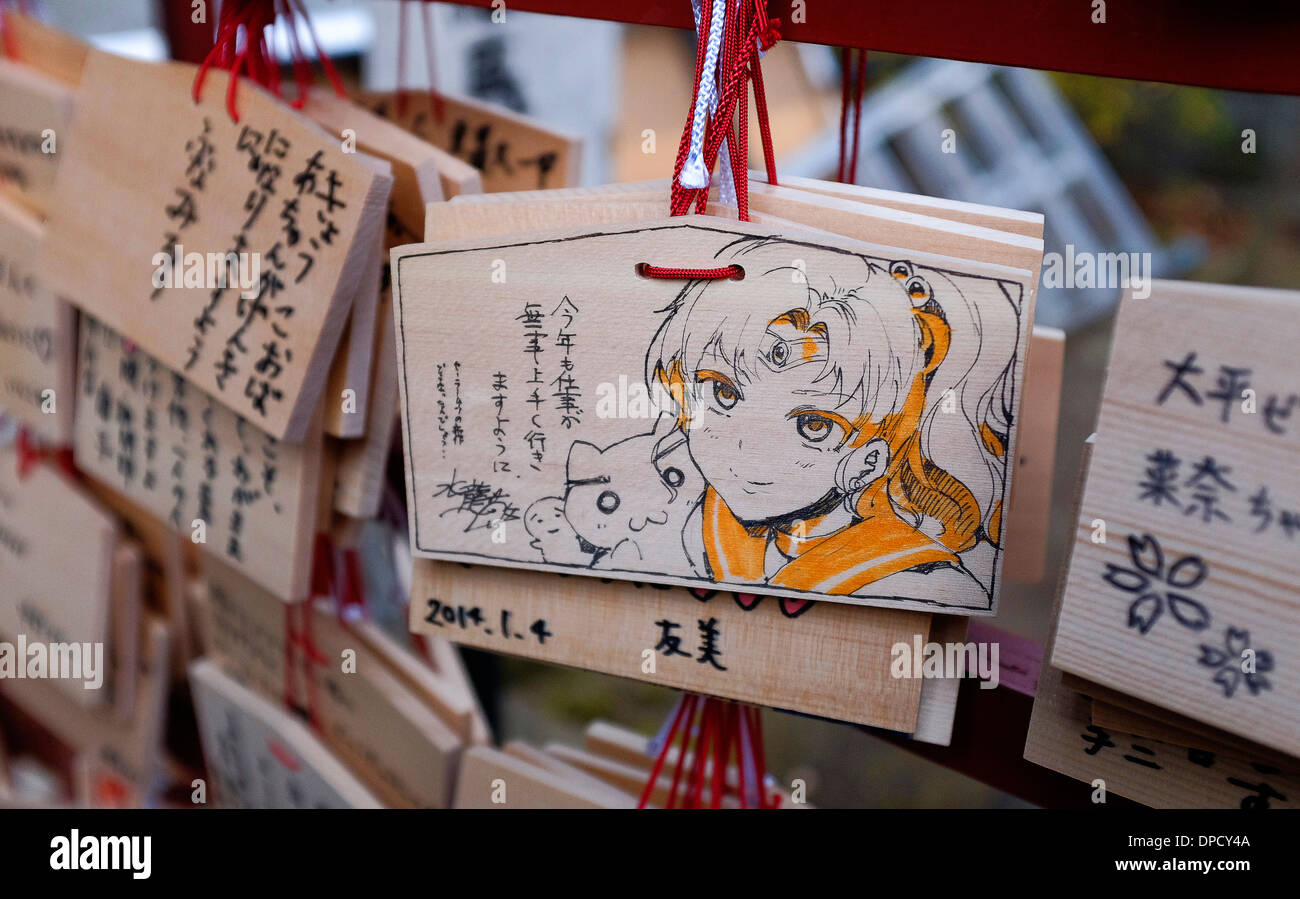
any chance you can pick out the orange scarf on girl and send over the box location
[700,484,959,595]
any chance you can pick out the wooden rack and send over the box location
[163,1,1300,94]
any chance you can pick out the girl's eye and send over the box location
[596,490,620,514]
[713,381,739,410]
[661,467,685,488]
[769,341,789,366]
[796,414,835,443]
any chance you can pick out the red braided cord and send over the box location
[339,548,366,620]
[14,428,76,481]
[283,603,299,716]
[668,0,712,212]
[277,0,311,107]
[671,0,735,215]
[838,48,869,184]
[1,6,19,60]
[750,47,778,185]
[837,48,850,183]
[688,700,713,808]
[300,593,324,730]
[291,0,345,98]
[659,0,780,273]
[193,0,242,107]
[671,2,767,217]
[664,694,697,808]
[750,705,778,808]
[850,48,868,184]
[736,705,748,809]
[719,0,747,219]
[281,532,337,730]
[734,76,750,220]
[671,0,747,215]
[193,0,345,121]
[637,694,689,809]
[638,263,743,281]
[713,0,747,216]
[710,701,730,808]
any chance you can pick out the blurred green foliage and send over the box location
[1051,73,1263,185]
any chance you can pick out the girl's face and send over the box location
[685,317,858,523]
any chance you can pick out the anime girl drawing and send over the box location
[535,236,1021,604]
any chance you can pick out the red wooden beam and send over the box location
[160,0,214,65]
[436,0,1300,96]
[159,2,1300,95]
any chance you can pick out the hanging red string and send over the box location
[637,694,777,809]
[2,0,32,54]
[0,2,25,61]
[668,0,775,220]
[637,694,688,808]
[636,263,743,281]
[290,0,344,97]
[393,0,444,123]
[709,700,730,808]
[669,0,781,219]
[282,531,336,729]
[687,700,712,807]
[338,547,367,622]
[284,530,380,730]
[645,0,780,282]
[193,0,267,121]
[14,428,76,481]
[193,0,345,122]
[663,694,696,808]
[837,47,868,184]
[639,10,790,779]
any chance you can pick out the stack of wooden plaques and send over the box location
[0,13,580,808]
[456,719,804,809]
[188,555,490,808]
[0,16,172,807]
[1025,281,1300,808]
[393,171,1057,749]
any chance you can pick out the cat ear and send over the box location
[565,440,603,481]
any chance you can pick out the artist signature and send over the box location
[433,469,521,534]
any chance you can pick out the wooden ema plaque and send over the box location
[1051,281,1300,757]
[41,49,389,441]
[74,316,324,601]
[0,56,71,216]
[361,89,582,194]
[0,447,116,708]
[194,556,463,808]
[0,193,75,443]
[393,217,1034,613]
[189,658,383,809]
